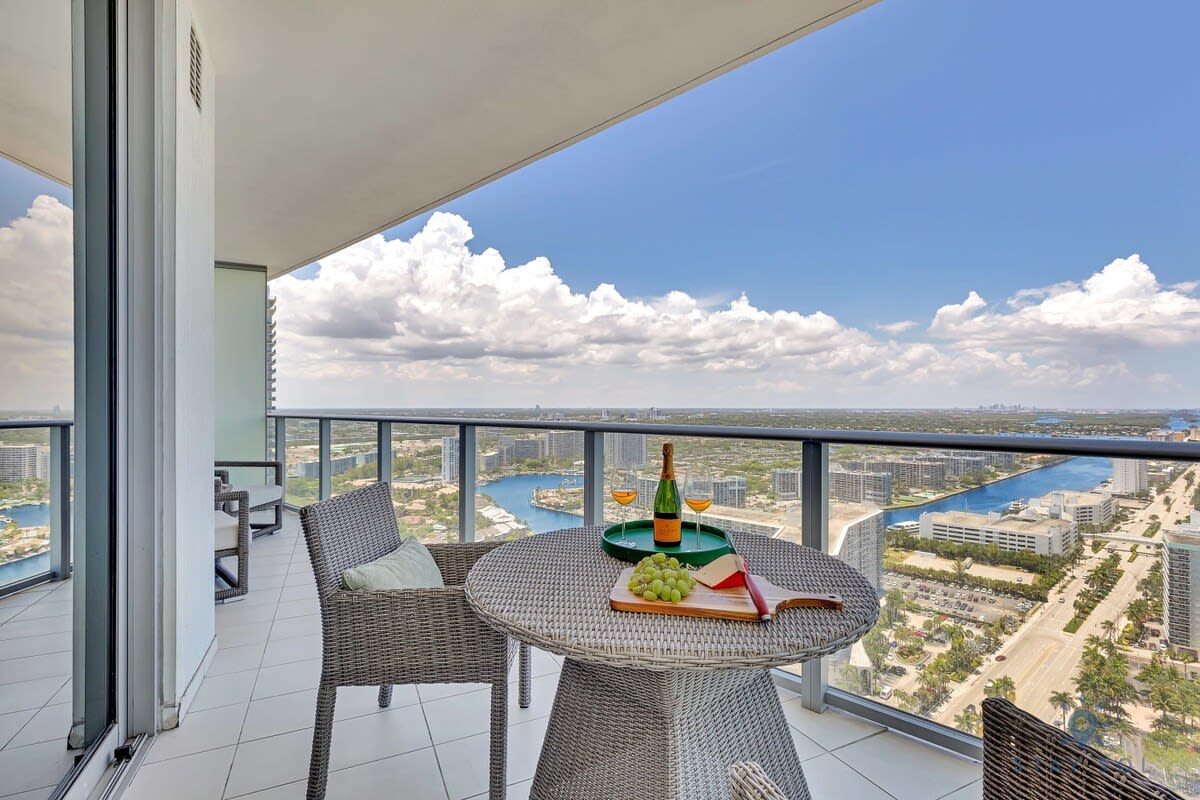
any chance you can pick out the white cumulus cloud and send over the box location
[272,216,1197,408]
[875,320,918,335]
[0,195,73,409]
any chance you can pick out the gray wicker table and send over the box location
[465,526,879,800]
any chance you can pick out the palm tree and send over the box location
[1100,619,1117,642]
[985,675,1017,703]
[954,708,982,736]
[1049,691,1077,728]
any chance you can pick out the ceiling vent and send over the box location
[188,26,202,111]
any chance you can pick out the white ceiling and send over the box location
[0,0,878,276]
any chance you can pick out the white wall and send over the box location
[160,0,216,727]
[214,265,267,483]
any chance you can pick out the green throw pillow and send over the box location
[340,537,445,591]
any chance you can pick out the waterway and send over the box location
[0,502,52,587]
[879,457,1113,527]
[480,473,583,533]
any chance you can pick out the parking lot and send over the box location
[882,572,1037,625]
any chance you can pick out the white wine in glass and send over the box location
[683,467,713,551]
[610,468,638,547]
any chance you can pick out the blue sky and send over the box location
[347,0,1199,332]
[3,0,1198,409]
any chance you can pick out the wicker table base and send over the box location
[531,659,811,800]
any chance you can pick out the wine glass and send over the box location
[684,466,713,551]
[610,468,638,547]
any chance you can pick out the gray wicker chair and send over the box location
[215,459,283,538]
[214,479,250,601]
[730,761,807,800]
[981,698,1182,799]
[300,482,531,800]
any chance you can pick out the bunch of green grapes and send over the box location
[627,553,697,603]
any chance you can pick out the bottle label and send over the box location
[654,514,681,544]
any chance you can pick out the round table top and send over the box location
[465,526,879,671]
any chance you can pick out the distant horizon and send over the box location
[7,406,1199,415]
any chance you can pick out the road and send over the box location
[933,465,1196,729]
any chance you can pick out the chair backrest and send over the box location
[300,482,402,598]
[982,698,1182,799]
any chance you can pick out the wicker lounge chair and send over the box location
[300,482,531,800]
[215,459,283,538]
[982,697,1182,799]
[214,479,250,601]
[730,760,808,800]
[729,699,1183,800]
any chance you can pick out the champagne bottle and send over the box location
[653,442,682,545]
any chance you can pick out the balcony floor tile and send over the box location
[42,512,987,800]
[833,729,981,800]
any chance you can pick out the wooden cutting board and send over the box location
[609,567,843,622]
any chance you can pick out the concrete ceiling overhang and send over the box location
[0,1,878,277]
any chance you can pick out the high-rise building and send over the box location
[770,468,800,499]
[947,450,1017,469]
[1112,459,1148,495]
[265,295,277,411]
[922,454,987,479]
[918,510,1075,556]
[546,430,585,460]
[513,436,547,461]
[498,435,515,466]
[830,505,885,592]
[441,436,459,484]
[713,476,746,508]
[843,459,946,490]
[0,445,47,482]
[604,433,648,469]
[829,468,892,505]
[1163,512,1200,654]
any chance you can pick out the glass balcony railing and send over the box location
[270,409,1200,790]
[0,418,72,596]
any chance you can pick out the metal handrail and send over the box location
[268,409,1200,460]
[269,407,1200,761]
[0,419,73,429]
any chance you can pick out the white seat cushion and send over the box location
[215,510,242,551]
[239,484,283,508]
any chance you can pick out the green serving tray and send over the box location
[601,519,733,566]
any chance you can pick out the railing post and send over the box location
[583,431,605,526]
[318,418,332,500]
[377,421,392,485]
[800,440,829,712]
[49,425,72,580]
[274,416,288,500]
[458,424,476,542]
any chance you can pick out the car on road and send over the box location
[1059,597,1066,603]
[996,654,1007,662]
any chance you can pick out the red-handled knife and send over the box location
[737,556,772,622]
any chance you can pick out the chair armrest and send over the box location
[215,489,251,551]
[323,587,508,676]
[215,460,283,486]
[425,541,507,585]
[215,489,250,513]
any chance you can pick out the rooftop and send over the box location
[924,510,1069,536]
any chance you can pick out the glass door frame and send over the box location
[52,0,162,795]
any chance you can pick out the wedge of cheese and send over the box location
[693,553,747,589]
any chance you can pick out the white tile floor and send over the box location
[4,515,985,799]
[0,576,75,800]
